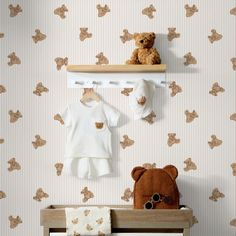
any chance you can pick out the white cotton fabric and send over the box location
[65,207,111,236]
[61,101,120,179]
[129,79,155,119]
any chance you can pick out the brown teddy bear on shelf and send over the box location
[126,32,161,65]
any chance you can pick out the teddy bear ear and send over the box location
[163,165,178,180]
[131,166,146,181]
[150,32,156,38]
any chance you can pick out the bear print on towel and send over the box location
[9,216,22,229]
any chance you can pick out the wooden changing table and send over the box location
[40,205,193,236]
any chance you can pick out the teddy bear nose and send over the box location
[140,40,144,43]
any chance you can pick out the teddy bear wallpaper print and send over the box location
[0,0,236,236]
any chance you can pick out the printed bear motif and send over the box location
[32,29,46,43]
[142,111,156,124]
[208,135,222,149]
[184,4,198,17]
[33,188,49,201]
[230,113,236,121]
[79,28,92,41]
[120,29,133,43]
[167,28,180,41]
[95,122,104,129]
[0,85,6,94]
[185,110,198,123]
[33,82,49,96]
[0,33,4,38]
[96,217,103,224]
[8,216,22,229]
[230,219,236,227]
[81,187,94,203]
[230,7,236,16]
[55,57,68,70]
[167,133,180,147]
[121,188,133,202]
[209,82,225,96]
[143,163,156,169]
[8,158,21,172]
[32,135,46,149]
[208,29,222,43]
[120,135,134,149]
[142,4,156,19]
[209,188,225,202]
[86,224,93,231]
[9,4,22,17]
[231,58,236,70]
[96,52,109,65]
[169,81,182,97]
[184,52,197,66]
[54,4,68,19]
[0,138,4,144]
[8,52,21,66]
[54,114,64,125]
[96,4,110,17]
[184,158,197,172]
[72,218,79,224]
[54,163,63,176]
[98,231,105,236]
[121,88,133,96]
[9,110,22,123]
[137,96,146,105]
[84,209,90,216]
[193,216,199,224]
[0,190,7,199]
[73,231,80,236]
[231,163,236,176]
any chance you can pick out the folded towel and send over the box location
[65,207,111,236]
[129,79,155,119]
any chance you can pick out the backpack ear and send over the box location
[163,165,178,180]
[131,167,146,181]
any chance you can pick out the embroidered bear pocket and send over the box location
[95,122,104,129]
[91,117,107,132]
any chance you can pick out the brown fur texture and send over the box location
[54,163,64,176]
[33,82,49,96]
[230,163,236,176]
[0,33,4,38]
[9,4,22,17]
[185,110,198,123]
[184,52,197,66]
[79,28,92,41]
[33,188,49,201]
[169,81,182,97]
[0,191,6,199]
[120,29,133,43]
[167,28,180,41]
[185,4,198,17]
[120,135,134,149]
[8,110,22,123]
[230,113,236,121]
[231,58,236,70]
[0,138,4,144]
[55,57,68,70]
[208,135,222,149]
[9,216,22,228]
[8,52,21,66]
[81,187,94,203]
[208,29,222,43]
[209,188,225,202]
[121,88,133,96]
[96,4,110,17]
[132,165,179,209]
[143,163,156,169]
[230,7,236,16]
[32,135,46,149]
[121,188,133,202]
[167,133,180,147]
[54,4,68,19]
[184,158,197,172]
[126,32,161,65]
[8,158,21,172]
[32,29,46,43]
[96,52,109,65]
[209,82,225,96]
[54,114,64,125]
[230,218,236,227]
[142,111,156,124]
[0,85,6,94]
[142,4,156,19]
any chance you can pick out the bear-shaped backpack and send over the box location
[131,165,180,209]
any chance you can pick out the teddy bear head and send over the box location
[133,32,156,49]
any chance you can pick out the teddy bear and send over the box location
[208,135,222,149]
[120,135,134,149]
[208,29,222,43]
[33,82,49,96]
[81,187,94,203]
[142,4,156,19]
[209,188,225,202]
[121,188,133,202]
[231,58,236,70]
[54,4,68,19]
[8,110,22,123]
[0,33,4,38]
[121,88,133,96]
[142,111,156,124]
[96,4,110,17]
[55,57,68,70]
[169,81,182,97]
[184,52,197,66]
[0,138,4,144]
[184,158,197,172]
[54,114,64,125]
[126,32,161,65]
[185,110,198,123]
[0,85,6,94]
[33,188,49,201]
[230,113,236,121]
[9,4,22,17]
[184,4,198,17]
[120,29,133,43]
[209,82,225,96]
[8,158,21,172]
[79,28,92,41]
[167,28,180,41]
[8,52,21,66]
[230,163,236,176]
[8,216,22,228]
[167,133,180,147]
[230,7,236,16]
[131,165,180,209]
[32,29,46,43]
[0,190,6,199]
[96,52,109,65]
[54,163,64,176]
[32,135,46,149]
